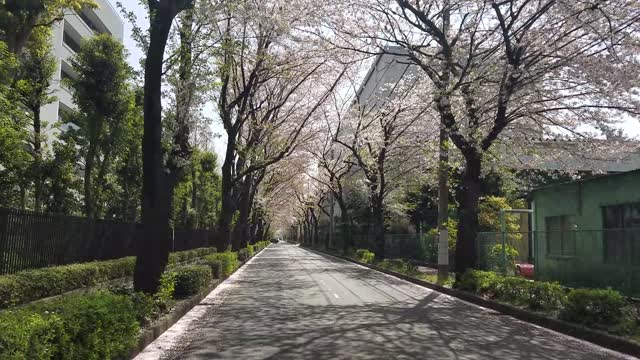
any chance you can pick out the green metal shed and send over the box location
[530,169,640,296]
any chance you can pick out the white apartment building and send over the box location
[40,0,124,125]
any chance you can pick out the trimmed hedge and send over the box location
[203,252,239,279]
[0,291,139,359]
[455,270,565,311]
[238,248,250,262]
[560,288,631,333]
[168,247,216,265]
[172,265,212,297]
[0,247,216,309]
[455,270,637,334]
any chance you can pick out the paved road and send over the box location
[143,243,635,359]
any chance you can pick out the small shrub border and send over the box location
[0,243,269,359]
[0,247,216,309]
[172,265,212,297]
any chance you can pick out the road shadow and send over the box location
[175,245,623,360]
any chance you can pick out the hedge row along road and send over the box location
[136,243,634,359]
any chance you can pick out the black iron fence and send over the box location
[0,208,216,275]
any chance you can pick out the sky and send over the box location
[110,0,228,163]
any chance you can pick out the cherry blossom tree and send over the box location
[332,78,436,258]
[210,0,346,251]
[324,0,640,272]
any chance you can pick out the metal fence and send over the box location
[0,208,215,275]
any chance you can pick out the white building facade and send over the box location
[40,0,124,125]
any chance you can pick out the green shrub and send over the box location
[493,276,530,304]
[0,248,215,309]
[173,265,212,297]
[247,245,255,258]
[487,244,519,272]
[456,270,564,311]
[203,252,239,279]
[0,291,140,359]
[168,247,216,265]
[0,309,64,359]
[377,259,415,275]
[560,288,628,329]
[238,248,249,262]
[109,271,176,326]
[253,241,270,252]
[527,281,564,311]
[455,270,500,294]
[203,257,223,279]
[355,249,375,264]
[47,291,139,359]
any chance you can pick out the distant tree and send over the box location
[15,27,56,211]
[0,41,30,208]
[66,33,133,219]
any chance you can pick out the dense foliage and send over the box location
[0,247,215,308]
[172,265,212,297]
[0,291,139,359]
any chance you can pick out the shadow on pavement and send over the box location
[175,244,623,360]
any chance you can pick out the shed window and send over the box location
[546,215,576,256]
[602,203,640,265]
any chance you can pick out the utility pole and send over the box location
[437,1,451,283]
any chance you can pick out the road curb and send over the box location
[128,245,270,359]
[304,246,640,359]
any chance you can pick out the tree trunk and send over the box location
[231,176,252,251]
[32,106,42,212]
[134,0,191,294]
[84,140,97,219]
[191,164,197,228]
[217,133,236,252]
[437,124,450,281]
[372,200,385,259]
[455,152,482,275]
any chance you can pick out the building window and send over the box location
[63,31,81,52]
[602,203,640,265]
[78,11,99,33]
[60,68,73,84]
[546,215,576,256]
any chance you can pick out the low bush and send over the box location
[173,265,212,297]
[355,249,375,264]
[455,270,500,294]
[168,247,217,265]
[254,241,270,252]
[203,252,239,279]
[492,276,531,305]
[0,291,139,359]
[560,288,629,331]
[238,248,250,262]
[376,259,415,275]
[0,248,214,309]
[527,281,564,311]
[109,271,176,326]
[247,245,255,258]
[0,308,64,359]
[456,270,565,311]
